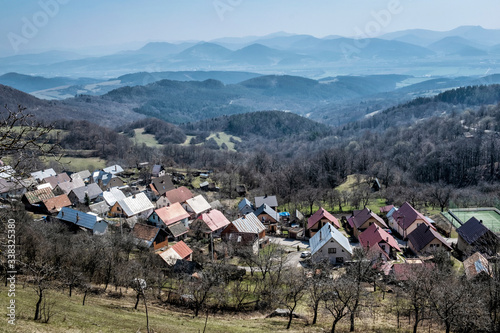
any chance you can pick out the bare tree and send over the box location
[280,268,307,329]
[323,275,356,333]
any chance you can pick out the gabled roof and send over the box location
[0,178,24,194]
[31,168,56,181]
[238,198,254,211]
[457,217,490,245]
[186,195,211,215]
[255,195,278,208]
[101,187,126,206]
[103,164,124,175]
[159,241,193,265]
[116,192,154,217]
[71,170,91,181]
[380,205,395,213]
[164,186,193,204]
[307,207,340,229]
[70,183,103,202]
[254,204,279,221]
[407,223,451,253]
[230,213,266,234]
[24,187,55,205]
[358,223,401,252]
[200,209,230,232]
[154,202,190,226]
[392,202,428,230]
[151,175,174,196]
[57,207,98,230]
[42,173,71,189]
[89,201,110,215]
[167,221,189,238]
[152,164,162,175]
[55,178,85,194]
[387,207,398,218]
[42,194,72,213]
[132,223,160,247]
[310,222,352,256]
[463,252,491,279]
[348,208,388,229]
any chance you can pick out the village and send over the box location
[2,161,496,283]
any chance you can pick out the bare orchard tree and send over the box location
[306,261,331,325]
[323,275,357,333]
[280,268,308,329]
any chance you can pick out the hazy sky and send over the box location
[1,0,499,56]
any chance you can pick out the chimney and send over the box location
[386,237,389,242]
[367,240,370,248]
[167,202,170,207]
[76,213,80,221]
[320,230,323,241]
[480,220,483,224]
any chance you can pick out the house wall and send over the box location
[257,213,277,224]
[148,212,162,227]
[309,219,335,237]
[456,235,470,253]
[409,237,447,254]
[109,202,127,217]
[354,218,384,237]
[312,240,351,264]
[156,196,172,209]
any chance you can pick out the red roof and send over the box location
[164,186,193,204]
[358,223,401,252]
[347,208,388,229]
[380,205,394,213]
[172,241,193,260]
[200,209,230,232]
[392,202,429,231]
[307,207,339,229]
[155,202,190,226]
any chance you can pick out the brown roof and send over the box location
[407,223,451,253]
[132,223,160,242]
[24,187,55,205]
[307,207,339,229]
[42,173,71,189]
[155,202,190,226]
[392,202,428,231]
[463,252,491,279]
[42,194,72,214]
[171,240,193,259]
[151,175,175,196]
[164,186,193,204]
[348,208,388,229]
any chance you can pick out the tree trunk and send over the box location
[350,311,356,332]
[331,318,340,333]
[82,290,88,306]
[69,284,72,297]
[34,288,43,320]
[312,302,319,325]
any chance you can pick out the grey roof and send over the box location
[152,164,162,175]
[70,183,103,203]
[457,217,490,245]
[310,222,352,256]
[254,204,279,221]
[238,198,253,211]
[93,220,108,235]
[56,178,85,194]
[116,192,154,217]
[230,213,265,234]
[186,195,211,215]
[168,221,189,238]
[71,170,91,180]
[151,175,174,196]
[101,187,126,206]
[255,195,278,208]
[89,201,110,215]
[57,207,97,230]
[31,168,56,181]
[103,165,124,175]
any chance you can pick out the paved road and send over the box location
[268,236,310,249]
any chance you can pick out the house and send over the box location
[54,178,85,195]
[307,207,340,238]
[42,173,71,189]
[56,207,108,235]
[132,223,168,250]
[463,252,492,280]
[158,241,193,265]
[391,261,434,281]
[238,198,255,215]
[380,205,395,214]
[150,175,175,197]
[70,170,91,183]
[407,223,452,255]
[194,209,231,237]
[389,202,433,239]
[185,195,211,217]
[91,170,124,190]
[68,183,103,204]
[0,178,29,198]
[148,203,190,240]
[310,222,352,265]
[222,213,267,254]
[158,186,194,208]
[103,164,124,176]
[358,223,401,261]
[347,207,388,237]
[255,195,278,211]
[100,187,126,206]
[456,217,500,257]
[31,168,56,181]
[41,194,72,214]
[110,192,155,218]
[89,201,110,217]
[371,178,382,192]
[22,187,55,211]
[254,204,279,224]
[151,164,165,178]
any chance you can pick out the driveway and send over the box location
[268,236,310,250]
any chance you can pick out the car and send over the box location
[300,251,311,258]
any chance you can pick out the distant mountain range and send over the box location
[1,26,499,79]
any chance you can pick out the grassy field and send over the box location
[133,128,163,148]
[44,156,107,172]
[182,132,242,151]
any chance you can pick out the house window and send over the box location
[328,248,336,253]
[381,245,386,251]
[336,257,344,263]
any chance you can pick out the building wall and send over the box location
[312,240,351,264]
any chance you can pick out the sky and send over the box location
[1,0,500,57]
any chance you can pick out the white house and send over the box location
[310,222,353,265]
